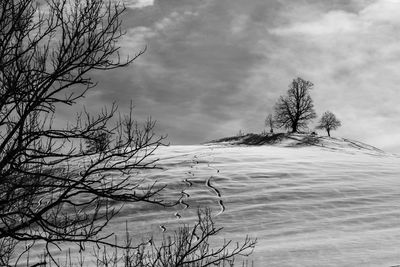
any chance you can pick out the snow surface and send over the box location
[23,136,400,266]
[125,137,400,266]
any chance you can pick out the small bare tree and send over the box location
[236,129,245,137]
[274,77,317,133]
[265,114,275,134]
[316,111,341,137]
[95,209,256,267]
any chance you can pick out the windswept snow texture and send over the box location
[121,137,400,266]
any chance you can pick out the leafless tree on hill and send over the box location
[0,0,255,265]
[316,111,341,137]
[274,77,317,133]
[265,114,275,134]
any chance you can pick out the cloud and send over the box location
[264,0,400,151]
[123,0,154,9]
[81,0,400,152]
[360,0,400,24]
[270,11,362,36]
[91,0,271,141]
[270,0,400,37]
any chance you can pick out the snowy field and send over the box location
[111,136,400,266]
[23,136,400,266]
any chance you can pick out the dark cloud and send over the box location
[80,0,400,152]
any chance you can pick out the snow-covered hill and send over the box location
[31,136,400,266]
[126,137,400,266]
[209,133,386,155]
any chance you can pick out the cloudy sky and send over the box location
[81,0,400,152]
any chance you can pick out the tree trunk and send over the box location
[292,122,297,133]
[327,129,330,137]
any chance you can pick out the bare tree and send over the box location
[91,209,256,267]
[274,77,317,133]
[265,114,275,134]
[0,0,255,264]
[316,111,341,137]
[0,0,162,260]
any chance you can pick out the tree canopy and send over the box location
[274,77,317,133]
[316,111,342,137]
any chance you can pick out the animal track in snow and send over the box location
[217,199,226,216]
[184,178,193,187]
[206,176,221,198]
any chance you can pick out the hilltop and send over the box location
[208,133,386,154]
